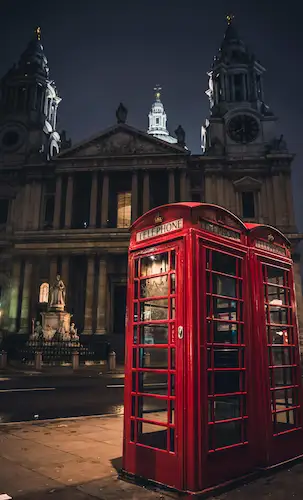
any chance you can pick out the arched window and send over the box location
[39,282,49,303]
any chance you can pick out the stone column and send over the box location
[64,174,74,228]
[8,260,21,332]
[61,257,69,289]
[204,175,213,203]
[143,171,150,213]
[131,171,138,222]
[22,183,31,229]
[83,256,95,334]
[32,182,42,230]
[89,171,98,228]
[101,173,109,227]
[19,260,33,333]
[180,170,188,201]
[168,170,175,203]
[96,258,107,334]
[53,176,62,229]
[285,174,296,230]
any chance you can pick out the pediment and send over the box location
[58,124,187,159]
[233,176,262,191]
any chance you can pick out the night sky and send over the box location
[1,1,302,229]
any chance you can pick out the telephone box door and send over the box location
[123,241,184,489]
[255,257,303,463]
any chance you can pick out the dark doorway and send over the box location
[113,285,126,333]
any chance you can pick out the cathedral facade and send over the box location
[0,21,302,358]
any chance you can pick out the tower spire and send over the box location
[154,84,162,101]
[226,13,234,25]
[147,86,177,144]
[35,26,41,41]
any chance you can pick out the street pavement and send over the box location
[1,415,303,499]
[0,367,125,423]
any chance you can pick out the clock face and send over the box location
[227,115,259,143]
[0,124,26,152]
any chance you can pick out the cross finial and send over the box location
[35,26,41,41]
[226,14,234,25]
[154,84,162,100]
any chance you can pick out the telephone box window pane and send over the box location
[140,324,168,344]
[170,400,175,424]
[133,349,137,368]
[170,298,176,318]
[213,322,240,344]
[140,299,168,321]
[212,275,237,298]
[274,410,296,433]
[134,303,138,322]
[213,299,237,319]
[212,252,237,276]
[171,348,175,369]
[134,280,138,299]
[138,372,168,395]
[137,422,167,450]
[139,348,168,369]
[132,372,137,392]
[270,346,292,366]
[170,428,175,452]
[171,251,176,270]
[131,396,136,416]
[135,259,139,277]
[138,396,168,423]
[269,327,291,345]
[141,253,169,277]
[171,374,175,395]
[272,388,296,411]
[170,274,176,294]
[266,267,285,286]
[213,421,242,449]
[267,305,288,325]
[214,348,241,368]
[140,275,169,298]
[270,367,294,388]
[133,326,138,343]
[267,286,289,305]
[213,371,240,394]
[211,396,242,421]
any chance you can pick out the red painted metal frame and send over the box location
[122,203,303,497]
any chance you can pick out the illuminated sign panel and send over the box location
[255,239,287,256]
[136,218,183,242]
[199,219,241,241]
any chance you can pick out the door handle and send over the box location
[178,326,184,339]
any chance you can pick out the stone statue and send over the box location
[30,320,43,340]
[43,324,54,341]
[49,274,66,311]
[174,125,186,147]
[70,323,79,341]
[116,102,128,124]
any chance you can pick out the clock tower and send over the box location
[0,27,61,166]
[201,16,283,157]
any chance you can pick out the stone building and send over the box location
[0,19,302,358]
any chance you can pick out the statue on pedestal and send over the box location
[70,322,79,341]
[49,275,66,311]
[30,320,43,340]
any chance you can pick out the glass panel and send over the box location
[132,372,137,391]
[170,400,175,424]
[171,348,175,369]
[214,348,241,368]
[134,280,138,299]
[139,348,168,369]
[135,259,139,277]
[170,297,176,318]
[141,253,169,277]
[272,388,297,411]
[138,372,168,395]
[170,428,175,452]
[266,266,285,286]
[140,275,169,298]
[275,410,296,433]
[212,274,237,298]
[267,286,289,305]
[268,327,292,345]
[212,371,241,394]
[133,326,138,343]
[171,374,175,395]
[213,322,241,344]
[171,251,176,270]
[213,420,242,448]
[133,349,137,368]
[137,422,167,450]
[140,299,168,321]
[210,395,242,422]
[134,302,138,322]
[267,305,288,325]
[130,420,135,441]
[270,346,292,366]
[138,396,168,423]
[170,274,176,294]
[140,324,168,344]
[213,299,238,319]
[212,252,237,276]
[270,367,294,388]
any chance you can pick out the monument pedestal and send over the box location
[41,311,71,336]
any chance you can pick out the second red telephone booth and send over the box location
[122,202,303,497]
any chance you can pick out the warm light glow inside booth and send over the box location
[121,203,303,497]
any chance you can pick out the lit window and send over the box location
[242,191,255,218]
[117,192,132,228]
[39,282,49,303]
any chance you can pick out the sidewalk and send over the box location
[0,362,125,378]
[0,415,303,499]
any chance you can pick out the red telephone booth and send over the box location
[121,203,303,497]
